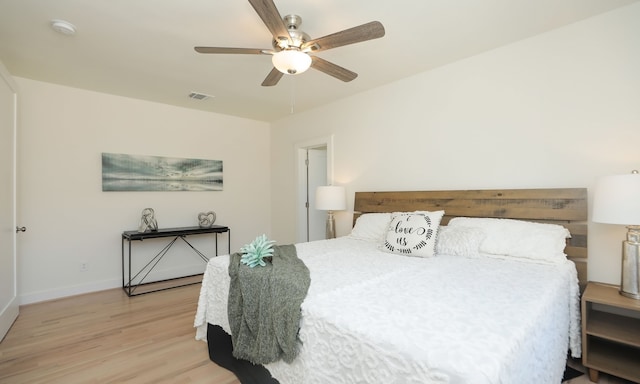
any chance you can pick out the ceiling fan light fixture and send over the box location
[272,50,311,75]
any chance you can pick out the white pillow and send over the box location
[349,213,392,241]
[382,211,444,257]
[447,217,570,263]
[435,226,486,258]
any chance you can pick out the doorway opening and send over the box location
[295,136,333,243]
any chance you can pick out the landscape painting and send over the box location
[102,153,223,191]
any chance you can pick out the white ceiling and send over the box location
[0,0,637,122]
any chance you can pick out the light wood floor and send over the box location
[0,284,634,384]
[566,373,634,384]
[0,284,240,384]
[564,358,634,384]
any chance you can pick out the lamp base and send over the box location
[325,211,336,239]
[620,226,640,300]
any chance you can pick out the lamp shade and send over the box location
[315,186,346,211]
[592,171,640,225]
[272,50,312,75]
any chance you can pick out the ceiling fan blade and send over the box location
[194,47,267,55]
[302,21,385,53]
[248,0,292,45]
[310,56,357,82]
[262,67,284,86]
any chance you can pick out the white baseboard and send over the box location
[19,264,206,305]
[20,278,121,305]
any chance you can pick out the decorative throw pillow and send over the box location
[447,217,571,263]
[349,213,392,241]
[435,226,486,258]
[382,211,444,257]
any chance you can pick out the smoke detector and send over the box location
[50,19,76,35]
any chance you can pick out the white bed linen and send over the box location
[195,236,581,384]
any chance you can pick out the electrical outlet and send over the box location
[79,261,89,272]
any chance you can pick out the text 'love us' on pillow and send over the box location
[382,211,444,257]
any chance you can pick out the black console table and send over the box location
[122,225,230,296]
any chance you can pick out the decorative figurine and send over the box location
[138,208,158,232]
[198,211,216,228]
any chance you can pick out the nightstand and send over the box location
[581,282,640,383]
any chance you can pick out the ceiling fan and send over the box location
[194,0,385,87]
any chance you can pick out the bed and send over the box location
[195,188,588,384]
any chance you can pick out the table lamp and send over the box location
[315,185,346,239]
[592,170,640,299]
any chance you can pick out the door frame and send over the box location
[295,135,334,243]
[0,61,19,341]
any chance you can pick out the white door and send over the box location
[0,62,19,341]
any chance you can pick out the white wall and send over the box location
[13,4,640,302]
[16,78,271,304]
[271,4,640,285]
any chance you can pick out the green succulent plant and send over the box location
[240,234,276,268]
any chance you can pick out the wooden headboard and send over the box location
[354,188,588,290]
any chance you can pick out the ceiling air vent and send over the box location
[188,92,213,101]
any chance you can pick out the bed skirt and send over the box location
[207,323,280,384]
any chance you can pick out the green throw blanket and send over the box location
[228,244,310,365]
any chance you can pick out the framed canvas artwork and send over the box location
[102,153,223,191]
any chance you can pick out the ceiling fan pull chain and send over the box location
[290,77,296,114]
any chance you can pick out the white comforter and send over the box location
[195,236,581,384]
